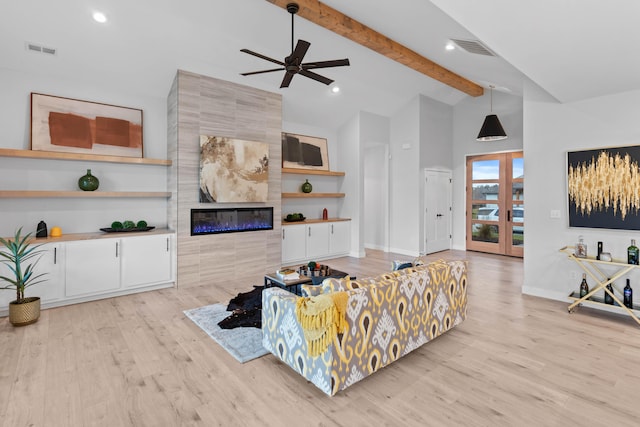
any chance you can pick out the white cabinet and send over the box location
[34,243,64,303]
[0,243,64,307]
[282,224,306,265]
[0,232,175,317]
[329,221,350,256]
[121,234,171,288]
[306,223,329,259]
[65,239,120,297]
[282,221,350,265]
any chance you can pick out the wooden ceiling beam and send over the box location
[266,0,484,97]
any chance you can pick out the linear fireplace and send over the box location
[191,207,273,236]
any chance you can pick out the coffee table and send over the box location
[264,266,350,296]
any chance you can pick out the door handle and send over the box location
[436,214,443,217]
[507,210,512,222]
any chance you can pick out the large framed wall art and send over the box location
[281,132,329,171]
[567,145,640,230]
[199,135,269,203]
[31,93,143,158]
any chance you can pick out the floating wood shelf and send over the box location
[282,218,351,225]
[281,168,345,176]
[0,148,171,166]
[0,191,171,199]
[282,192,345,199]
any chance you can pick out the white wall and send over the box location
[0,68,168,237]
[337,115,363,257]
[361,111,391,251]
[419,95,453,170]
[389,97,421,255]
[451,90,524,250]
[523,82,640,300]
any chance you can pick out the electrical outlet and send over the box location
[550,210,561,219]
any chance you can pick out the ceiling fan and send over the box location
[240,2,350,88]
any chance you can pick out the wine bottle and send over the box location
[579,273,589,298]
[628,239,639,265]
[624,279,633,309]
[605,279,614,305]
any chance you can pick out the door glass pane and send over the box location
[472,203,499,220]
[512,182,523,200]
[472,224,499,243]
[472,183,500,201]
[512,157,524,179]
[472,160,500,180]
[512,204,524,246]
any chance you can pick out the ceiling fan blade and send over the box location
[288,40,310,65]
[299,69,333,86]
[240,49,284,66]
[241,67,286,76]
[280,71,296,88]
[302,59,350,70]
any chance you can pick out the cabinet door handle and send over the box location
[282,229,285,240]
[308,228,311,237]
[116,242,119,258]
[166,237,169,252]
[54,247,57,264]
[331,224,334,234]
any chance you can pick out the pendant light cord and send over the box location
[291,11,295,54]
[490,85,494,113]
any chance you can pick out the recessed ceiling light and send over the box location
[331,86,340,93]
[92,11,107,23]
[445,42,455,51]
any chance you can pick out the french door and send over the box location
[466,152,524,257]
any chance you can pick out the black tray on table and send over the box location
[99,226,156,233]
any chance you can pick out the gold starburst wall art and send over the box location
[568,146,640,230]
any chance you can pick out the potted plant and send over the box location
[0,227,48,326]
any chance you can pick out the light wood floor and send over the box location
[2,250,639,427]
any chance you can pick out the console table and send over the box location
[560,246,640,325]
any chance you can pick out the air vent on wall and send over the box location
[450,38,496,57]
[26,42,57,56]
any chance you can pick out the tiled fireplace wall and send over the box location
[167,70,282,289]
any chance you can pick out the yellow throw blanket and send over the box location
[295,292,349,357]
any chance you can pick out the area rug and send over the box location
[184,303,268,363]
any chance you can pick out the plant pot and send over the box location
[9,297,41,326]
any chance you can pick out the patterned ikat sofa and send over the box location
[261,259,468,396]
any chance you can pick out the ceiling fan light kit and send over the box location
[477,86,507,141]
[240,2,350,88]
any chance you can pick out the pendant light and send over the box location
[477,86,507,141]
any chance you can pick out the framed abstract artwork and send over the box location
[567,145,640,230]
[281,132,329,171]
[30,93,143,158]
[199,135,269,203]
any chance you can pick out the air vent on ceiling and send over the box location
[450,38,496,57]
[26,42,57,56]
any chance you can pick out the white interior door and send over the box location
[424,169,452,254]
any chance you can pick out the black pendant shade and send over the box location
[477,85,507,141]
[477,114,507,141]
